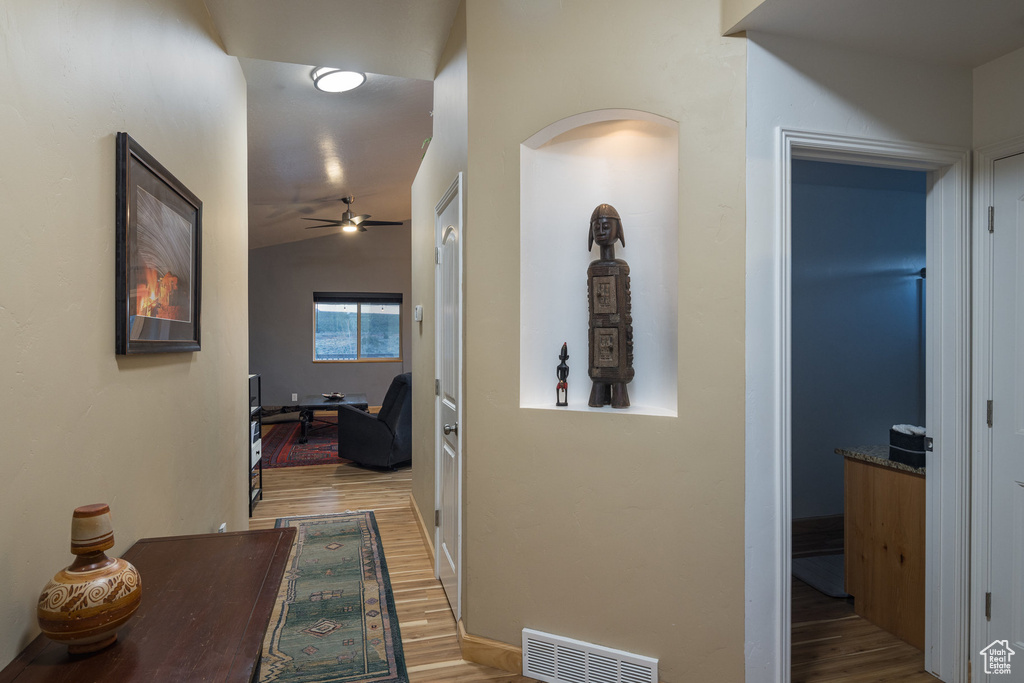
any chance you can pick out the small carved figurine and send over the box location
[556,342,569,406]
[587,204,633,408]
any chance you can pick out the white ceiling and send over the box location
[206,0,1024,248]
[241,58,432,249]
[202,0,458,249]
[730,0,1024,68]
[204,0,460,81]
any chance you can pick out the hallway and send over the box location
[249,462,535,682]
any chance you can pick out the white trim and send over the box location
[971,134,1024,683]
[434,172,464,620]
[923,145,972,682]
[745,128,971,683]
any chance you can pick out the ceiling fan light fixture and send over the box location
[341,223,359,233]
[311,68,365,93]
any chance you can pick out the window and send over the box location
[313,293,402,362]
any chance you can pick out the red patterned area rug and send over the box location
[262,416,350,468]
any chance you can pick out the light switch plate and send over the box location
[414,305,423,322]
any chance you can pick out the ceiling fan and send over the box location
[302,196,404,233]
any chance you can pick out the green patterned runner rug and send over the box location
[261,511,408,683]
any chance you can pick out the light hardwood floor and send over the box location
[791,516,935,682]
[248,461,536,683]
[251,454,932,682]
[792,578,936,682]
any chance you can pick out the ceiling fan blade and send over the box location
[360,220,405,226]
[302,218,344,229]
[349,214,371,225]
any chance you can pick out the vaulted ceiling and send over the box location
[205,0,1024,249]
[202,0,459,249]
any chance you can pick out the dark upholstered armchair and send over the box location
[337,373,412,468]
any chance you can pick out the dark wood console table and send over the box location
[0,527,296,683]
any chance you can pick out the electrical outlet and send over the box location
[218,523,227,533]
[291,393,298,401]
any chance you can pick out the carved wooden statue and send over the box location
[587,204,633,408]
[556,342,569,406]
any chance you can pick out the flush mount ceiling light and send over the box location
[311,68,365,93]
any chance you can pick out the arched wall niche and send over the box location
[520,109,679,416]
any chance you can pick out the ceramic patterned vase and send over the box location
[37,503,142,654]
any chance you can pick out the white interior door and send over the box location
[984,152,1024,680]
[435,174,462,619]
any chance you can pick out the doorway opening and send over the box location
[789,160,931,681]
[744,129,971,683]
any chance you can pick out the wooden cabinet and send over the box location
[844,455,925,649]
[249,374,262,516]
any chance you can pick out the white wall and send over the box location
[745,33,971,679]
[520,113,678,416]
[0,0,248,664]
[974,45,1024,148]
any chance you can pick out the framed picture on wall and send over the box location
[115,132,202,354]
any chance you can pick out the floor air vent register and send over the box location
[522,628,658,683]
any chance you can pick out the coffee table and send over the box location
[297,393,369,443]
[0,527,296,683]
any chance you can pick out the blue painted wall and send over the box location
[791,160,926,519]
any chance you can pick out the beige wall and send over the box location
[0,0,248,664]
[458,1,746,680]
[410,2,468,528]
[973,45,1024,148]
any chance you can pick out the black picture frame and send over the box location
[115,132,202,354]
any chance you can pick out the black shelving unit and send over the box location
[248,374,262,516]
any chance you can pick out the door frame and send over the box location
[434,172,464,620]
[745,128,971,683]
[970,134,1024,680]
